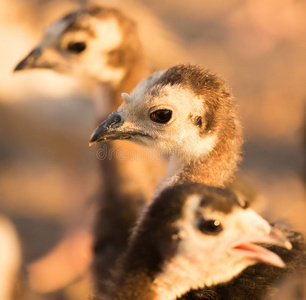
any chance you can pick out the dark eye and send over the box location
[67,42,87,53]
[198,219,223,235]
[150,109,172,124]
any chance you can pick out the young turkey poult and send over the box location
[96,183,301,300]
[14,5,166,292]
[90,64,243,189]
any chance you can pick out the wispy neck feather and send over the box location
[109,272,157,300]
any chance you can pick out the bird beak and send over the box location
[232,227,292,268]
[89,113,127,146]
[14,46,62,72]
[14,47,43,72]
[89,113,152,146]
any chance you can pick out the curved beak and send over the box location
[89,113,152,146]
[89,113,127,146]
[232,227,292,268]
[14,47,43,72]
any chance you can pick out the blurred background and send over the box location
[0,0,305,299]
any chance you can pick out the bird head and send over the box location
[125,183,292,298]
[89,64,241,162]
[14,6,141,86]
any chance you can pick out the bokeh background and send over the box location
[0,0,305,299]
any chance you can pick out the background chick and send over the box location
[0,216,21,300]
[14,4,175,294]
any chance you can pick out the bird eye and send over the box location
[198,219,223,235]
[150,109,172,124]
[67,42,87,54]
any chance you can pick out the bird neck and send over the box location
[110,257,211,300]
[111,269,195,300]
[169,119,242,188]
[110,271,157,300]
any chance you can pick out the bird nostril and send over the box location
[30,47,42,59]
[113,114,122,124]
[106,114,122,128]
